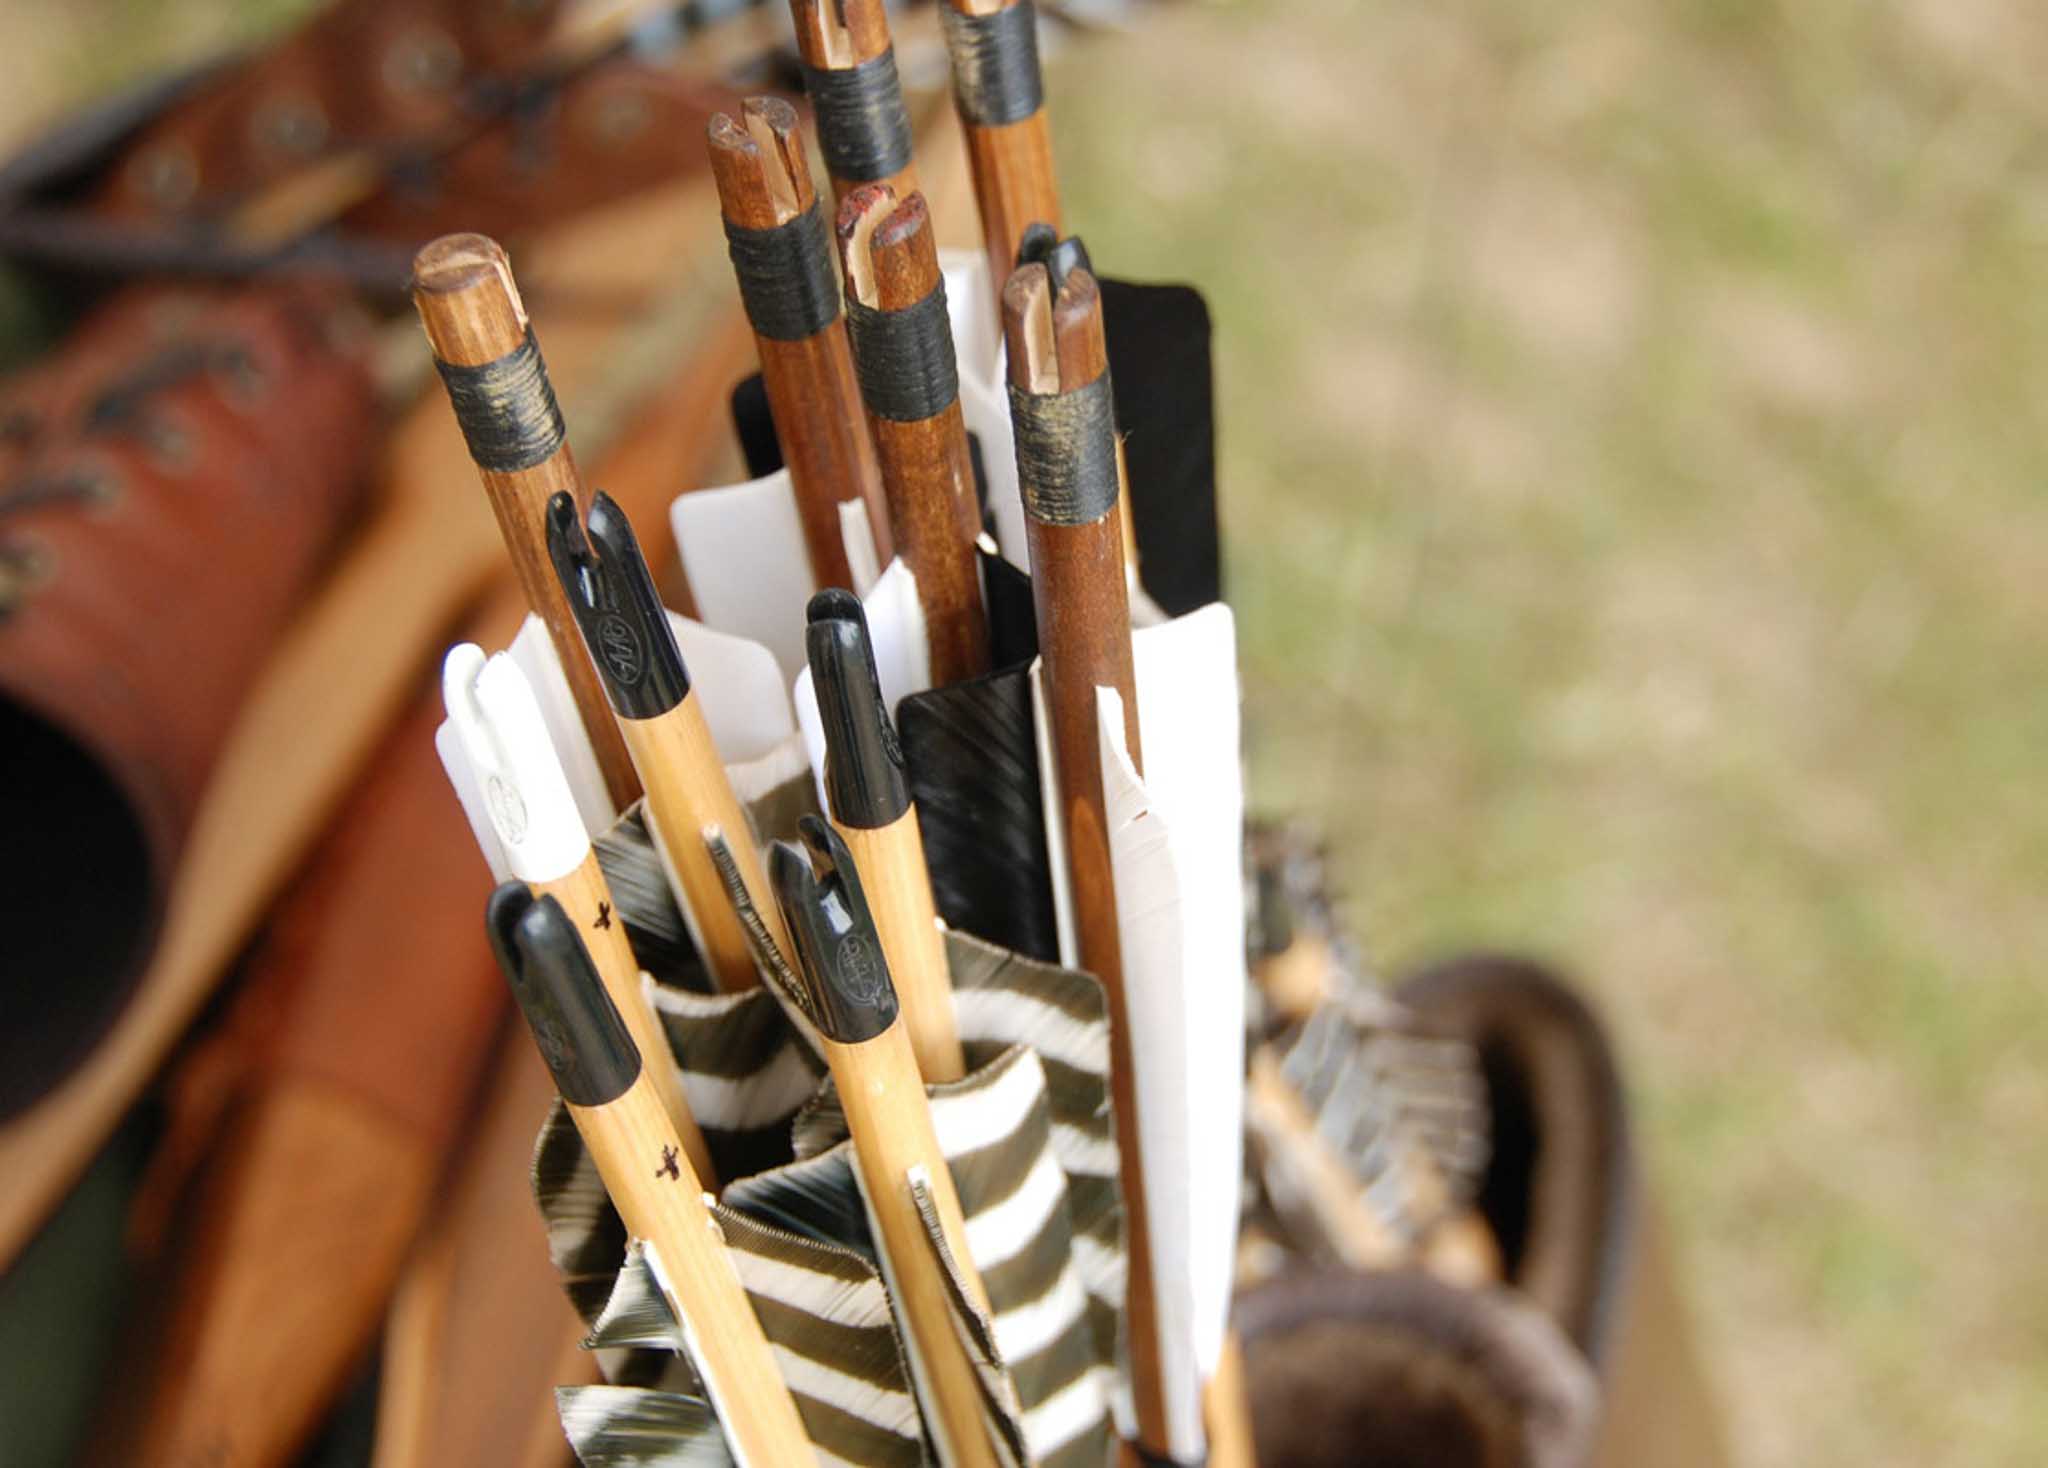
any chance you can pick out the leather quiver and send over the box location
[0,284,375,1120]
[1238,955,1726,1466]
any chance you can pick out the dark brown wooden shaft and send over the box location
[709,98,891,587]
[1002,262,1170,1452]
[840,186,990,685]
[788,0,921,207]
[411,233,639,810]
[947,0,1061,298]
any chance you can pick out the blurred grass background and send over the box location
[4,0,2045,1462]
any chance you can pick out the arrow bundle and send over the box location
[418,2,1256,1463]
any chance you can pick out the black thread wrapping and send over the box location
[845,289,959,423]
[434,330,564,472]
[940,2,1045,128]
[801,50,914,182]
[1008,373,1118,525]
[723,202,840,341]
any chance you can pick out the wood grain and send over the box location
[126,1085,438,1468]
[840,186,990,685]
[373,1036,591,1468]
[568,1070,818,1467]
[413,232,642,811]
[536,853,713,1181]
[820,1020,999,1468]
[962,112,1059,301]
[835,813,965,1083]
[622,692,791,991]
[1003,260,1174,1452]
[709,97,890,586]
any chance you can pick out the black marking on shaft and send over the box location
[801,49,914,183]
[845,287,959,423]
[724,201,841,342]
[434,328,565,472]
[658,1145,681,1181]
[941,1,1045,128]
[1009,372,1120,525]
[596,901,613,930]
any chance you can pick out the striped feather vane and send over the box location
[535,807,1124,1468]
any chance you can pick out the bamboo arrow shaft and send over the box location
[619,694,790,991]
[568,1071,816,1467]
[821,1021,998,1468]
[534,853,713,1182]
[834,813,966,1083]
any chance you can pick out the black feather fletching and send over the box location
[898,667,1059,963]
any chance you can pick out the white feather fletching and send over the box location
[670,468,813,681]
[1086,603,1247,1460]
[939,248,1029,571]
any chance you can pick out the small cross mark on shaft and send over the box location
[595,901,613,930]
[657,1145,680,1181]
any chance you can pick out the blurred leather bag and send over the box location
[1238,955,1728,1467]
[0,284,376,1119]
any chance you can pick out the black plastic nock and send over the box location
[769,816,899,1044]
[1016,225,1093,299]
[486,885,642,1107]
[807,589,910,830]
[544,489,691,720]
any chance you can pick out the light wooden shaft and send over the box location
[963,112,1059,306]
[1254,934,1334,1026]
[567,1074,817,1468]
[535,855,714,1182]
[1201,1333,1260,1468]
[834,813,965,1083]
[821,1022,998,1468]
[1245,1051,1405,1269]
[619,694,791,991]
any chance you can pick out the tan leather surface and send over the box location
[78,0,763,249]
[89,0,568,223]
[338,64,750,246]
[0,285,375,878]
[248,692,506,1149]
[117,1081,439,1468]
[1591,1202,1730,1468]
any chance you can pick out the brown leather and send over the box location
[88,0,571,223]
[1236,1268,1600,1468]
[1395,954,1637,1367]
[0,284,375,1118]
[337,64,748,247]
[76,0,760,251]
[105,692,508,1468]
[249,693,504,1146]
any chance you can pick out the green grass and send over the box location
[1044,0,2048,1462]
